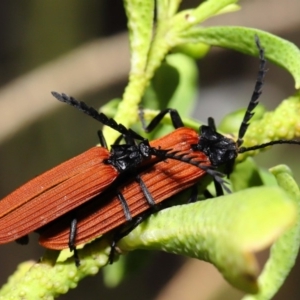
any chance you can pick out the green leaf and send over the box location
[0,261,34,297]
[214,3,240,16]
[142,52,200,137]
[118,186,297,293]
[144,56,181,111]
[104,0,155,144]
[170,0,238,32]
[156,0,182,21]
[257,168,278,187]
[103,255,127,288]
[172,42,210,59]
[179,26,300,88]
[142,0,238,104]
[238,92,300,161]
[103,250,153,287]
[243,165,300,300]
[123,0,154,75]
[152,53,199,116]
[0,240,111,299]
[230,158,264,191]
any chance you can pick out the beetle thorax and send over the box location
[192,125,238,167]
[105,141,152,173]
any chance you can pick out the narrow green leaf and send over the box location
[179,26,300,88]
[172,42,210,59]
[215,3,240,16]
[123,0,154,75]
[156,53,199,116]
[104,0,154,144]
[257,168,278,187]
[103,250,153,288]
[243,165,300,300]
[143,53,199,137]
[145,56,181,110]
[0,240,111,299]
[103,255,127,288]
[171,0,238,32]
[119,186,297,293]
[156,0,182,21]
[143,0,238,94]
[0,261,34,297]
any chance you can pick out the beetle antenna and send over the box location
[51,91,145,141]
[237,35,267,147]
[239,139,300,153]
[164,151,231,193]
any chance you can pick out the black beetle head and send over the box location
[192,125,238,167]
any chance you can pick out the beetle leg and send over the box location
[135,174,157,208]
[116,191,132,221]
[68,218,80,267]
[139,107,184,132]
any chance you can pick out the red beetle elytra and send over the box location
[38,129,214,249]
[0,93,192,265]
[0,147,115,241]
[0,126,208,242]
[37,36,300,260]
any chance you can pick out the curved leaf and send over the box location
[119,186,297,293]
[243,165,300,300]
[171,0,238,32]
[152,53,199,115]
[179,26,300,88]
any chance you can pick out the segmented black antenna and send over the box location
[237,35,267,147]
[163,151,231,194]
[239,139,300,153]
[235,36,300,153]
[51,91,145,142]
